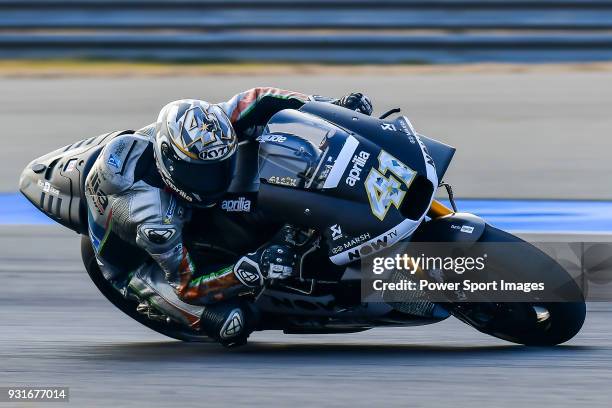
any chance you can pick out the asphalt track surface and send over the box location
[1,226,610,408]
[1,73,611,407]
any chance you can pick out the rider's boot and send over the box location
[128,263,205,330]
[199,300,260,347]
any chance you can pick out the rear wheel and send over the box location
[450,225,586,346]
[81,235,213,342]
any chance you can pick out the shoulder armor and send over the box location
[134,123,156,140]
[93,134,151,195]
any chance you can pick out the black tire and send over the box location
[450,225,586,346]
[80,235,213,342]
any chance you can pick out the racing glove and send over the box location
[232,225,303,286]
[333,92,374,116]
[233,243,298,286]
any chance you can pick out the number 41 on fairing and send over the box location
[365,150,417,221]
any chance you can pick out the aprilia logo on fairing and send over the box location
[221,197,252,212]
[345,151,370,187]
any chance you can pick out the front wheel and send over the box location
[449,225,586,346]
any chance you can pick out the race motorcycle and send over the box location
[19,102,586,346]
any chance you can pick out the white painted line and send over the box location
[323,135,359,189]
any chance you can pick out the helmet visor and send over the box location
[160,146,236,198]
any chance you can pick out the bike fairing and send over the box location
[270,107,438,265]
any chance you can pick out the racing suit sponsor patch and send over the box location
[143,227,177,244]
[107,153,121,169]
[86,171,109,215]
[163,196,177,224]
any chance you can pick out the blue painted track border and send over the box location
[1,193,55,225]
[439,199,612,234]
[2,193,612,234]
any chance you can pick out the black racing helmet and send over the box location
[154,99,237,206]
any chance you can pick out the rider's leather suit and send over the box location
[84,88,320,330]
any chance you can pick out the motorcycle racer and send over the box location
[84,87,373,346]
